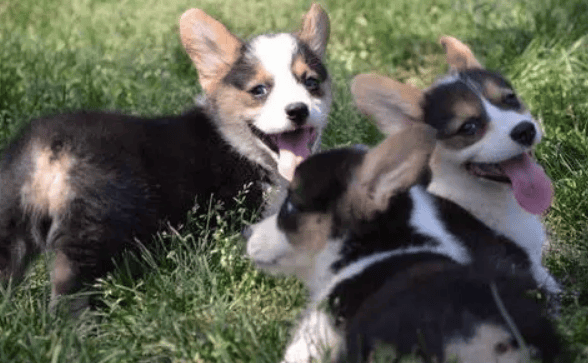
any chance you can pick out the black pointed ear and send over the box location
[351,73,424,135]
[296,3,330,59]
[347,124,436,219]
[179,9,243,94]
[439,36,483,71]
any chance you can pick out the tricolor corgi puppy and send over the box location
[0,4,331,315]
[351,36,559,294]
[246,126,560,362]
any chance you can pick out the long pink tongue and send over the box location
[276,128,314,159]
[275,128,315,181]
[500,153,553,215]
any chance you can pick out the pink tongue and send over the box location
[276,128,315,159]
[500,153,553,215]
[275,128,315,181]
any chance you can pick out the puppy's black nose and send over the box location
[510,122,536,146]
[285,102,309,125]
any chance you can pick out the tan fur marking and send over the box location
[439,36,482,71]
[211,64,278,173]
[51,251,75,296]
[452,101,480,124]
[214,62,273,124]
[179,8,243,94]
[483,79,505,105]
[482,79,528,114]
[445,323,524,363]
[440,101,485,150]
[287,213,332,252]
[21,146,74,217]
[292,54,313,79]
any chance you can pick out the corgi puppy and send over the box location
[246,126,560,362]
[0,4,331,315]
[351,36,559,294]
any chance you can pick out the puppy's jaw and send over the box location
[427,71,548,197]
[246,214,314,280]
[246,210,342,293]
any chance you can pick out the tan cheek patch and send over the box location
[21,145,75,217]
[215,86,264,126]
[214,66,272,124]
[287,212,332,252]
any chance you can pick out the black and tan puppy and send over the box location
[247,126,561,362]
[246,36,561,362]
[0,4,332,314]
[352,36,558,294]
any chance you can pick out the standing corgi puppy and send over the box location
[351,36,559,294]
[246,126,560,362]
[0,4,331,315]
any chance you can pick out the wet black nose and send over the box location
[510,122,536,146]
[285,102,309,125]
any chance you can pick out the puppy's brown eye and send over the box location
[458,117,481,135]
[281,199,298,217]
[249,84,268,97]
[502,93,520,108]
[277,197,299,231]
[304,77,320,91]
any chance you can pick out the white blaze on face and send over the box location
[452,97,538,164]
[477,97,540,162]
[248,34,330,181]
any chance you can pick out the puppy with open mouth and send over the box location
[0,4,332,315]
[352,36,558,294]
[247,125,560,362]
[246,36,560,362]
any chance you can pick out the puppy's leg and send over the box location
[49,250,89,317]
[47,198,123,317]
[0,212,40,289]
[282,307,342,363]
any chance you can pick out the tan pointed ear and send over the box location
[179,9,243,94]
[351,74,424,135]
[348,124,436,219]
[439,36,482,71]
[296,3,330,59]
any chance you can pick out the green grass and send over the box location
[1,0,587,361]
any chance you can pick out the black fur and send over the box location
[0,107,269,300]
[282,148,559,361]
[343,262,561,363]
[223,44,260,91]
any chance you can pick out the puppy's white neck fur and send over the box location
[314,186,472,304]
[306,239,343,302]
[428,156,547,259]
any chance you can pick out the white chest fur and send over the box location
[428,173,560,293]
